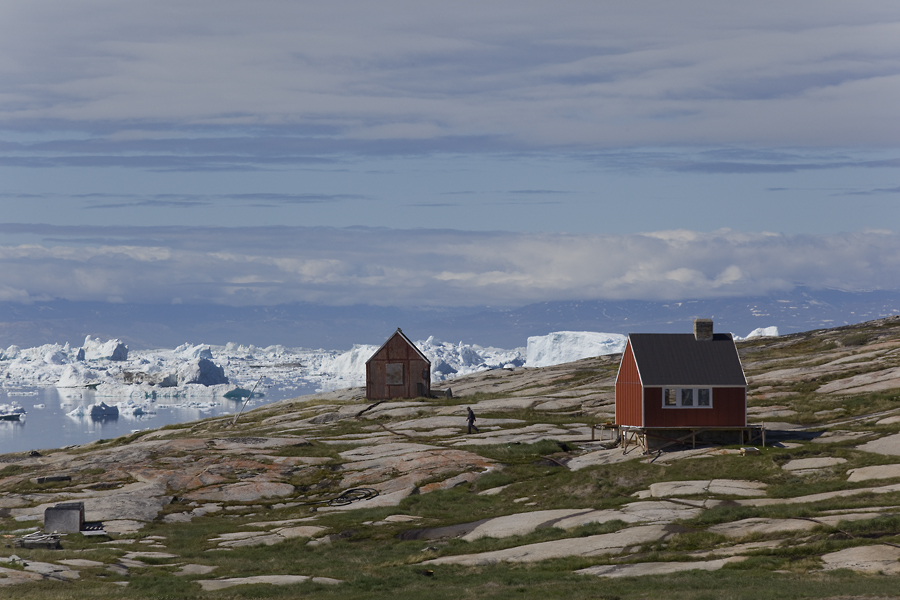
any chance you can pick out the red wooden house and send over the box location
[366,328,431,400]
[615,319,750,450]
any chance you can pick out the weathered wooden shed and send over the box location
[366,328,431,400]
[615,319,756,451]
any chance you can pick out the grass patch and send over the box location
[461,440,571,464]
[0,464,27,477]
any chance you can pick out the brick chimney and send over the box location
[693,318,713,341]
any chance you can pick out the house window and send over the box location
[662,388,712,408]
[697,388,711,406]
[385,363,404,385]
[664,388,677,406]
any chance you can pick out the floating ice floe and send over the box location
[0,403,26,420]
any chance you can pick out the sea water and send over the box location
[0,384,319,454]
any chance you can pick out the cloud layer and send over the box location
[1,1,899,166]
[1,225,897,307]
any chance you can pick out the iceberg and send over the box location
[177,358,229,386]
[57,364,103,388]
[0,403,25,421]
[3,330,635,400]
[90,402,119,418]
[174,343,214,359]
[82,335,128,361]
[525,331,627,368]
[735,326,779,340]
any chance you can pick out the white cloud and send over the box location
[0,2,898,150]
[0,225,897,307]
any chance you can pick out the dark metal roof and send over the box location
[628,333,746,387]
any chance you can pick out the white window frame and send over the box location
[662,387,713,409]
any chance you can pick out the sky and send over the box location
[1,1,899,308]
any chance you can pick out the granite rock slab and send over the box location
[816,366,900,395]
[0,566,44,586]
[567,448,639,470]
[782,457,847,471]
[423,524,672,565]
[183,481,295,502]
[648,479,767,498]
[847,463,900,482]
[812,430,876,444]
[23,561,80,580]
[737,482,900,507]
[858,432,900,457]
[461,509,592,541]
[390,416,524,430]
[577,556,746,578]
[198,575,342,591]
[176,564,218,576]
[58,559,105,568]
[708,517,819,538]
[820,544,900,574]
[709,513,889,538]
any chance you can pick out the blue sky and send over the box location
[1,1,899,307]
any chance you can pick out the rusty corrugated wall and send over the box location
[366,331,430,400]
[615,341,644,427]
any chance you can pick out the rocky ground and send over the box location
[2,317,900,599]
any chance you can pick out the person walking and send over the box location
[466,407,479,434]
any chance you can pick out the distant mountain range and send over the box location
[1,288,899,350]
